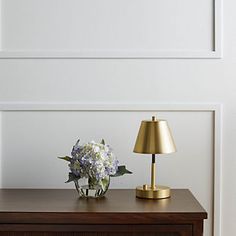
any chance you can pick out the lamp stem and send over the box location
[151,154,156,189]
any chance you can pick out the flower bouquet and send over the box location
[58,139,132,198]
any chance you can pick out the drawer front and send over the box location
[0,224,192,236]
[0,233,190,236]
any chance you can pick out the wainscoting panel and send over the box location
[0,103,221,236]
[0,0,221,58]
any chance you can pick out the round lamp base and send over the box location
[136,185,170,199]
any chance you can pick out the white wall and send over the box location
[0,1,235,236]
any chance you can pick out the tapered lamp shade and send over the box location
[133,119,176,154]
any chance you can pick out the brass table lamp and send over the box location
[133,116,176,199]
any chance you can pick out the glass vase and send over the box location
[74,176,110,198]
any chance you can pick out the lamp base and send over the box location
[136,185,170,199]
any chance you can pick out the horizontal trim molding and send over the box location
[0,102,221,111]
[0,50,222,59]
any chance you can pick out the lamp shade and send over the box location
[133,118,176,154]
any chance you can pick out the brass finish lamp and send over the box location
[133,116,176,199]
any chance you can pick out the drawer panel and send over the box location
[0,224,192,236]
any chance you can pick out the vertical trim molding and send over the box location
[214,0,223,57]
[0,112,2,188]
[213,105,222,236]
[0,0,2,50]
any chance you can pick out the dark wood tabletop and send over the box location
[0,189,205,213]
[0,189,207,225]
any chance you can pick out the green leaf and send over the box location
[110,165,132,177]
[100,177,110,191]
[101,139,105,145]
[65,172,80,183]
[58,156,72,162]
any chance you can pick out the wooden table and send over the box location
[0,189,207,236]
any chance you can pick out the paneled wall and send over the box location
[0,0,235,236]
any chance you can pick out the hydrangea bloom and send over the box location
[58,139,131,194]
[69,140,119,181]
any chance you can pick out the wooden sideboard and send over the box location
[0,189,207,236]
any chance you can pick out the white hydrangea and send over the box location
[69,140,119,181]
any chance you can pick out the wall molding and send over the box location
[0,0,222,59]
[0,102,221,111]
[0,102,222,236]
[0,112,2,189]
[0,49,222,59]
